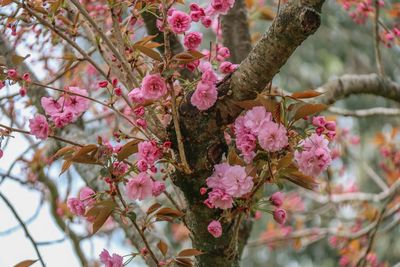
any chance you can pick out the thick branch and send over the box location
[221,0,252,63]
[226,0,325,101]
[316,73,400,104]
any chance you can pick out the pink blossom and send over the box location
[141,74,167,100]
[19,87,27,97]
[206,163,253,198]
[205,188,233,209]
[152,181,166,197]
[133,106,145,117]
[258,122,288,152]
[62,87,89,115]
[294,133,332,177]
[79,187,95,206]
[99,249,123,267]
[114,87,122,96]
[128,88,145,103]
[41,96,62,115]
[243,106,272,135]
[312,116,326,128]
[190,81,218,111]
[126,172,154,200]
[220,165,253,197]
[67,197,85,216]
[201,69,218,84]
[112,161,128,176]
[270,191,284,207]
[136,118,147,128]
[273,208,287,224]
[184,32,203,50]
[138,141,161,166]
[219,61,237,74]
[207,220,222,238]
[29,114,49,140]
[167,10,191,34]
[200,187,207,195]
[190,10,205,22]
[210,0,235,15]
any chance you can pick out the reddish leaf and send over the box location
[227,147,244,166]
[60,160,73,175]
[14,260,38,267]
[276,153,293,171]
[292,103,327,122]
[178,249,204,257]
[155,207,184,218]
[291,90,323,99]
[117,140,140,161]
[146,203,162,215]
[86,200,116,234]
[234,99,262,110]
[134,45,162,61]
[71,144,97,160]
[157,240,168,256]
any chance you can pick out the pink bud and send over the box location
[136,118,147,128]
[140,247,148,256]
[316,127,325,136]
[137,159,148,172]
[163,141,172,149]
[112,78,118,87]
[273,208,287,224]
[201,16,212,28]
[0,149,3,159]
[150,166,157,173]
[19,87,27,97]
[22,73,31,82]
[0,81,4,90]
[312,116,326,128]
[200,187,207,195]
[98,80,108,88]
[325,121,336,131]
[114,87,122,96]
[326,131,336,140]
[270,191,284,207]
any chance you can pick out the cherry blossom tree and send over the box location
[1,0,400,266]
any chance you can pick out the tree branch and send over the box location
[316,74,400,104]
[224,0,325,101]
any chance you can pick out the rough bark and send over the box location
[221,0,252,63]
[173,0,326,266]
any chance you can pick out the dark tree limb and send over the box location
[221,0,252,63]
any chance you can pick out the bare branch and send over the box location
[328,106,400,117]
[0,191,46,267]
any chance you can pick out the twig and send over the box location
[0,123,83,147]
[0,191,46,267]
[373,0,384,76]
[328,106,400,117]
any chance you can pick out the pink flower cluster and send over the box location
[67,187,95,216]
[125,172,165,200]
[137,140,162,171]
[204,163,253,209]
[340,0,384,25]
[99,249,123,267]
[168,10,191,34]
[208,0,235,15]
[294,133,332,177]
[29,114,49,140]
[128,74,167,103]
[41,86,89,128]
[190,62,218,111]
[234,106,288,162]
